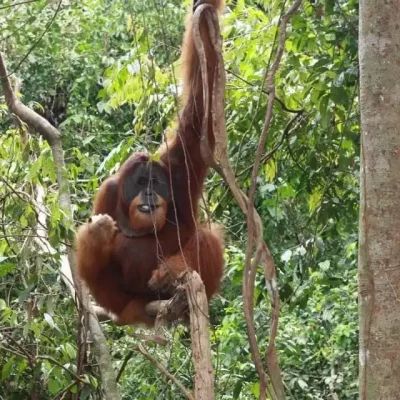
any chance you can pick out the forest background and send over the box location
[0,0,359,399]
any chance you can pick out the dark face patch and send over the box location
[122,162,169,204]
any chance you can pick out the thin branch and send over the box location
[137,345,194,400]
[50,380,80,400]
[237,111,305,178]
[0,345,27,359]
[37,355,86,383]
[116,351,134,383]
[0,0,40,10]
[2,333,33,361]
[193,6,270,397]
[128,332,168,346]
[247,3,302,398]
[0,52,121,400]
[226,68,303,114]
[0,345,85,383]
[0,0,62,79]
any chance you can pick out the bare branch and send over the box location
[145,271,214,399]
[185,271,214,399]
[128,332,168,347]
[137,345,195,400]
[0,0,40,10]
[0,52,121,400]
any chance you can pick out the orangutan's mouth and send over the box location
[138,204,158,213]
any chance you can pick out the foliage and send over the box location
[0,0,359,399]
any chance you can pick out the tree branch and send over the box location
[0,52,121,400]
[193,2,302,399]
[185,271,214,399]
[226,68,303,114]
[146,270,214,399]
[137,345,195,400]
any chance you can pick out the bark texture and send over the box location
[358,2,400,398]
[186,272,214,400]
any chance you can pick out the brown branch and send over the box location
[185,271,214,399]
[193,5,270,399]
[193,2,302,399]
[0,0,63,79]
[0,0,40,10]
[145,270,214,399]
[0,52,121,400]
[259,4,302,398]
[0,345,85,384]
[3,333,33,361]
[137,345,195,400]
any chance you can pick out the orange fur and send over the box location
[149,224,224,299]
[75,0,224,327]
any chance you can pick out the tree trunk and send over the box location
[358,2,400,399]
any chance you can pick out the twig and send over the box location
[137,345,194,400]
[3,333,33,361]
[236,111,305,178]
[128,332,168,346]
[0,0,39,10]
[0,345,85,383]
[116,351,134,383]
[245,3,303,398]
[0,344,27,359]
[37,355,86,383]
[226,68,303,114]
[1,1,63,79]
[50,380,80,400]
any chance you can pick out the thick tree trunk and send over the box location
[358,2,400,399]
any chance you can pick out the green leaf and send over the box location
[309,188,323,213]
[250,382,260,397]
[297,378,308,389]
[0,262,14,278]
[319,94,329,122]
[318,260,331,271]
[281,250,292,262]
[233,380,243,398]
[18,284,34,304]
[64,343,76,359]
[264,159,277,182]
[48,377,60,395]
[1,356,14,381]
